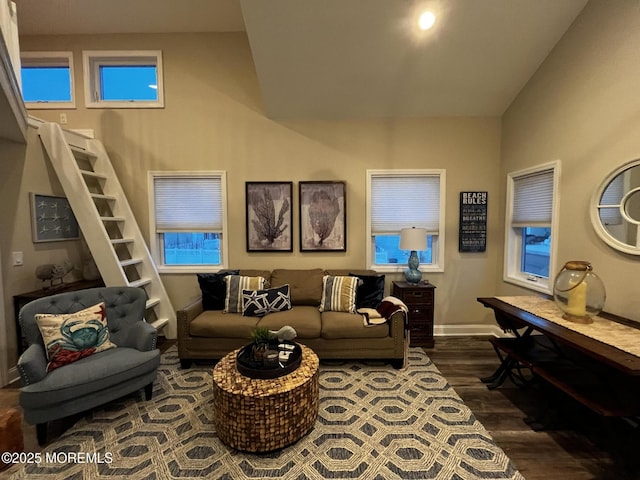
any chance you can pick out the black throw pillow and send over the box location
[198,270,239,310]
[242,285,292,317]
[349,273,385,309]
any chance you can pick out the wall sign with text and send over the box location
[459,191,487,252]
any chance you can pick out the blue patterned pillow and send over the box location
[242,285,292,317]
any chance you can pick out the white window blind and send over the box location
[371,175,441,233]
[154,176,222,232]
[512,169,554,227]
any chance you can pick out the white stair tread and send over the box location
[146,297,161,309]
[110,238,134,244]
[91,193,116,201]
[80,169,107,180]
[129,278,152,288]
[150,317,169,331]
[120,258,143,267]
[70,145,97,159]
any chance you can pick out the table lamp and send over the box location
[399,227,428,283]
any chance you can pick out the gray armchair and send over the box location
[17,286,160,445]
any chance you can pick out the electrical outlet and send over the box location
[12,251,23,266]
[60,113,68,124]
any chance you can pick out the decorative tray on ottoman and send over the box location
[236,341,302,379]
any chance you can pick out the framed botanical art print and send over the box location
[299,181,346,252]
[30,193,80,243]
[246,182,293,252]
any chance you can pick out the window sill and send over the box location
[504,275,551,295]
[371,264,444,273]
[157,265,225,274]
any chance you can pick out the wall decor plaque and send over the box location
[459,191,487,252]
[30,193,80,243]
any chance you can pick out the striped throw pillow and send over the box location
[224,275,267,313]
[319,275,359,313]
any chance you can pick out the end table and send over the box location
[392,280,436,348]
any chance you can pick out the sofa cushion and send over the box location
[270,269,324,306]
[321,311,389,339]
[190,310,258,338]
[242,285,292,317]
[319,275,359,313]
[350,273,385,309]
[36,302,117,372]
[224,275,267,313]
[197,270,239,310]
[19,347,159,407]
[257,306,322,339]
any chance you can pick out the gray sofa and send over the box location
[18,286,160,445]
[178,269,406,368]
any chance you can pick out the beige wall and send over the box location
[500,0,640,321]
[0,32,503,369]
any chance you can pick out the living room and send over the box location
[1,0,640,478]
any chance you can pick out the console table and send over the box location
[478,296,640,417]
[13,279,103,354]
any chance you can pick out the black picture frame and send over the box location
[459,191,488,252]
[299,181,346,252]
[245,182,293,252]
[30,193,80,243]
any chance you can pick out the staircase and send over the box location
[37,121,176,338]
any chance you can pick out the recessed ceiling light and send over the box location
[418,11,436,30]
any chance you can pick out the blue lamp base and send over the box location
[404,251,422,284]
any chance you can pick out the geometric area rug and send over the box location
[7,347,524,479]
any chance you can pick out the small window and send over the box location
[148,172,228,273]
[83,50,164,108]
[504,162,560,293]
[367,170,446,272]
[20,51,75,109]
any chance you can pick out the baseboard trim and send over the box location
[434,324,509,337]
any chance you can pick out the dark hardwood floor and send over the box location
[427,336,640,480]
[1,336,638,479]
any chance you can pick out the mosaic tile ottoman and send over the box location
[212,344,319,452]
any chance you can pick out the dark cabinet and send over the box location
[13,279,103,354]
[392,281,435,348]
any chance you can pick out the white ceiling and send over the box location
[15,0,588,119]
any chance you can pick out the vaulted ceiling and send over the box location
[15,0,588,118]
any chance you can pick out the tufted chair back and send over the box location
[19,286,148,348]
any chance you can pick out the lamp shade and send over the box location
[400,227,427,251]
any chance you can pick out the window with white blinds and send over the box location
[511,169,554,227]
[367,170,446,271]
[370,175,441,233]
[504,161,559,294]
[154,176,223,232]
[149,172,227,272]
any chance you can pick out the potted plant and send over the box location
[250,326,272,362]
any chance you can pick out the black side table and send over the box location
[13,279,103,354]
[392,280,436,348]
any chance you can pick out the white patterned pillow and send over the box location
[224,275,267,313]
[35,302,117,372]
[242,285,292,317]
[318,275,359,313]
